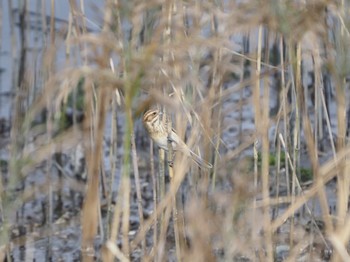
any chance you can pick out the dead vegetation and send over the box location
[1,0,350,261]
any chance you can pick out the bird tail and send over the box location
[189,150,213,169]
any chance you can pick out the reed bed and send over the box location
[1,0,350,261]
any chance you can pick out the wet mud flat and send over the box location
[0,139,339,261]
[0,128,153,261]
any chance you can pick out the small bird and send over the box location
[143,109,212,169]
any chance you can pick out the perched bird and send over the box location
[143,109,212,169]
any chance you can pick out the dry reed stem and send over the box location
[120,107,132,257]
[105,240,130,262]
[330,213,350,255]
[260,27,273,261]
[5,1,30,251]
[279,36,291,201]
[105,95,116,240]
[272,145,350,232]
[210,31,222,191]
[108,181,123,261]
[294,43,333,235]
[289,42,301,248]
[81,86,106,259]
[131,154,191,250]
[149,139,158,257]
[44,98,54,260]
[131,132,146,254]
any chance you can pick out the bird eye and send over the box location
[153,112,156,115]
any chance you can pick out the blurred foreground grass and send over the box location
[0,0,350,261]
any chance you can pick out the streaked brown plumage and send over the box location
[143,109,212,169]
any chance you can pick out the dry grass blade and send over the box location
[272,145,350,232]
